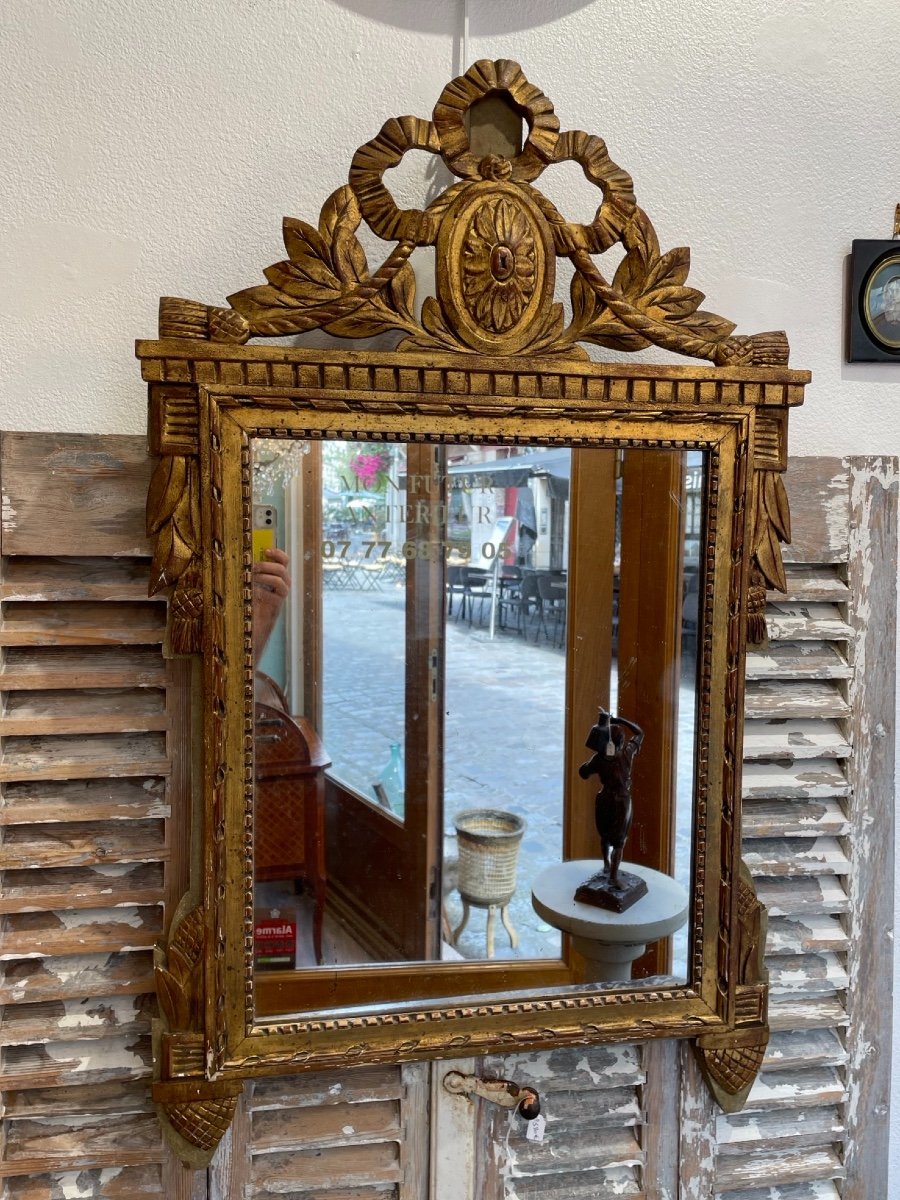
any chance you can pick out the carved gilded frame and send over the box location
[137,61,808,1165]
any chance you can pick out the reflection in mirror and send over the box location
[250,438,703,990]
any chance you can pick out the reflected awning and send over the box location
[448,449,571,499]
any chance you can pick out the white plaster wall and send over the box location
[1,0,899,1182]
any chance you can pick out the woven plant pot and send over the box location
[453,808,525,907]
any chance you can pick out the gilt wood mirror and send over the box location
[137,60,808,1166]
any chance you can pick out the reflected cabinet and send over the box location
[137,60,809,1166]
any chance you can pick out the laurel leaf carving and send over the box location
[282,216,328,264]
[645,245,690,291]
[388,261,417,322]
[263,256,341,301]
[146,455,186,535]
[156,966,191,1031]
[677,309,737,339]
[646,285,705,321]
[764,471,791,542]
[146,456,199,595]
[325,310,393,338]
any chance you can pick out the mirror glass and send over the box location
[250,438,703,997]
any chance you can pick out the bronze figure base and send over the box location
[574,869,649,914]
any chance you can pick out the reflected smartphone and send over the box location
[252,505,278,562]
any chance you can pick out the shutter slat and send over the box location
[762,1029,847,1072]
[250,1143,403,1190]
[0,996,153,1045]
[0,906,163,958]
[768,997,848,1032]
[251,1099,402,1154]
[743,1067,845,1111]
[743,837,849,876]
[720,1181,841,1200]
[0,865,165,919]
[754,876,848,917]
[510,1168,643,1199]
[0,734,169,782]
[744,681,849,721]
[742,721,849,762]
[0,779,169,826]
[742,760,849,800]
[766,952,849,996]
[765,915,849,955]
[746,642,851,680]
[0,1036,153,1090]
[0,602,165,647]
[775,566,849,603]
[0,820,167,869]
[0,952,155,1004]
[715,1146,844,1192]
[4,1163,167,1196]
[0,689,167,736]
[2,1078,153,1118]
[0,647,167,691]
[716,1105,843,1151]
[0,557,155,602]
[765,603,852,641]
[249,1067,404,1110]
[742,798,849,839]
[498,1127,642,1175]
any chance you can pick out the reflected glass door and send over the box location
[250,437,703,988]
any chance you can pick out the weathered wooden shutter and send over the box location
[211,1064,430,1199]
[679,457,896,1200]
[2,440,892,1200]
[0,434,195,1198]
[468,458,895,1200]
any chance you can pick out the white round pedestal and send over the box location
[532,860,689,983]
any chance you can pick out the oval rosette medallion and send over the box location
[437,182,555,354]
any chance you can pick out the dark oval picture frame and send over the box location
[849,240,900,360]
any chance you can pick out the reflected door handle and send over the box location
[443,1070,540,1119]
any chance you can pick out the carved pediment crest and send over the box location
[159,59,788,369]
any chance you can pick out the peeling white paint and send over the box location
[55,906,147,930]
[1,490,17,533]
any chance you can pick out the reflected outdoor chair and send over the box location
[516,571,541,638]
[496,566,523,630]
[536,573,567,647]
[459,566,491,625]
[447,563,466,618]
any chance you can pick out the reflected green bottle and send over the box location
[378,742,405,817]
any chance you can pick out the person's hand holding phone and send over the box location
[252,547,290,660]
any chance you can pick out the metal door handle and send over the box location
[443,1070,541,1119]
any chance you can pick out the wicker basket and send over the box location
[454,809,525,906]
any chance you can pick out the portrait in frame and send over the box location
[849,240,900,360]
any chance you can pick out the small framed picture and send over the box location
[849,240,900,361]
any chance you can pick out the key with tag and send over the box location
[526,1113,547,1143]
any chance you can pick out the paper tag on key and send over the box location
[526,1114,546,1143]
